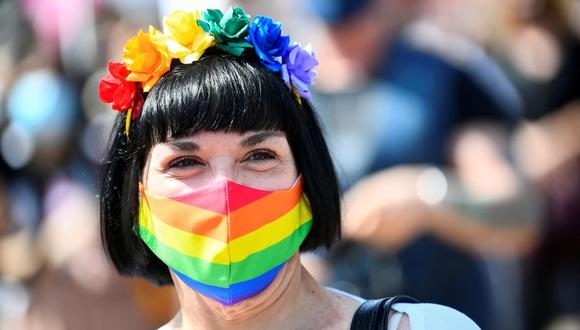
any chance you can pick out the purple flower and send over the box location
[281,43,318,99]
[247,16,290,72]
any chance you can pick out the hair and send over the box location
[99,50,341,286]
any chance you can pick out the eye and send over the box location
[167,157,202,169]
[245,150,277,162]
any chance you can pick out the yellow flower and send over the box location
[122,26,172,92]
[163,10,215,64]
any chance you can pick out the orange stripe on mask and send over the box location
[141,177,304,242]
[144,193,228,241]
[228,182,303,240]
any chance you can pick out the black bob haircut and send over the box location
[100,50,341,286]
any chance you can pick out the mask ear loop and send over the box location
[291,175,302,188]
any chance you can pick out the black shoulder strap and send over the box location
[350,296,420,330]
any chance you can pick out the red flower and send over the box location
[98,61,143,119]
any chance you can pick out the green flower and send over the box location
[196,7,253,56]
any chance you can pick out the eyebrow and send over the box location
[165,141,200,152]
[240,131,285,148]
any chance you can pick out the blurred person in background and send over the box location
[0,0,179,328]
[310,0,521,175]
[312,0,580,327]
[340,122,542,330]
[299,0,543,329]
[425,0,580,120]
[425,0,580,328]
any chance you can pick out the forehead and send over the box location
[152,130,288,151]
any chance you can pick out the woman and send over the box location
[98,7,480,329]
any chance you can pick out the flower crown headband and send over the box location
[98,7,319,136]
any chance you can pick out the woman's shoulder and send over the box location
[325,288,481,330]
[390,302,481,330]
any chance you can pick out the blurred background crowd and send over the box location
[0,0,578,329]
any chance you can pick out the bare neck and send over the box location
[169,254,348,330]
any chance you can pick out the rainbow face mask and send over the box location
[137,177,312,306]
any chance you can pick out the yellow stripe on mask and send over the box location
[229,196,312,262]
[139,201,230,264]
[140,196,312,265]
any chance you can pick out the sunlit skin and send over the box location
[140,130,409,329]
[143,130,298,195]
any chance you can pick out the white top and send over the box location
[328,287,480,330]
[387,303,481,330]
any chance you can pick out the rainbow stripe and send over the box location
[138,178,312,305]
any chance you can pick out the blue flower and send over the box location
[247,16,290,72]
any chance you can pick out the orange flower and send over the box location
[122,26,172,92]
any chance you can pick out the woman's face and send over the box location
[143,130,298,195]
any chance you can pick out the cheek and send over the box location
[146,173,188,196]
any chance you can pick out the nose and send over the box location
[207,156,237,182]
